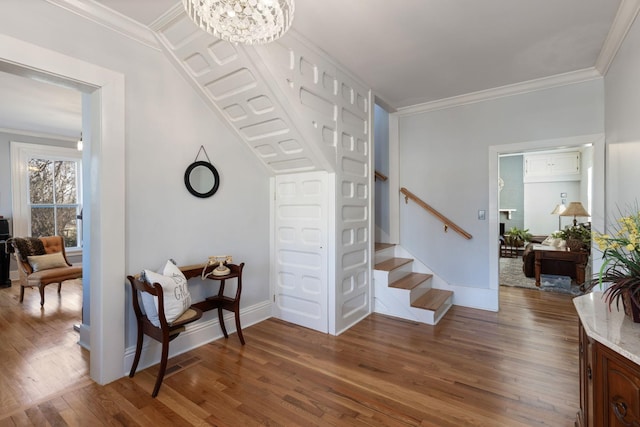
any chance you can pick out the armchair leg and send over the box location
[38,286,45,306]
[58,282,62,294]
[19,285,25,303]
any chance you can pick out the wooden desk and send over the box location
[180,262,246,345]
[533,245,588,287]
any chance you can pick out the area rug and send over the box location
[499,256,583,296]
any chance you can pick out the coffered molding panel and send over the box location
[155,14,325,174]
[257,35,373,334]
[156,14,372,335]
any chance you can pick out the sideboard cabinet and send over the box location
[577,319,640,426]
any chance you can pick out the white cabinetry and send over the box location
[524,151,580,182]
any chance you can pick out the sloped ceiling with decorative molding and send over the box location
[0,0,635,144]
[155,17,321,173]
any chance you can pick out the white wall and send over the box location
[524,180,580,234]
[398,79,604,293]
[374,104,391,242]
[0,2,270,359]
[604,11,640,220]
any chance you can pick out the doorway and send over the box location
[0,33,126,385]
[489,134,606,308]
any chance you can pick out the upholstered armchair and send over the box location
[11,236,82,306]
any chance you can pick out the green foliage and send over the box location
[586,206,640,310]
[556,225,591,248]
[504,227,532,247]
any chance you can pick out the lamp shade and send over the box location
[550,204,566,215]
[559,201,590,226]
[560,202,590,218]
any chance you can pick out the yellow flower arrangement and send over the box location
[591,207,640,315]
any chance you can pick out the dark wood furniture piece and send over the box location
[127,275,203,397]
[11,236,82,306]
[181,262,246,345]
[532,245,588,287]
[577,319,640,426]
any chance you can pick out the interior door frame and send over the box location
[0,34,126,384]
[488,133,606,309]
[271,171,329,333]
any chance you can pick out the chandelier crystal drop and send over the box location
[183,0,295,45]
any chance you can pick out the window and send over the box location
[11,142,82,251]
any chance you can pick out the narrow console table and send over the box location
[532,244,588,287]
[180,262,245,345]
[574,292,640,426]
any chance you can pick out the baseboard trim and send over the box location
[122,300,272,376]
[78,323,90,350]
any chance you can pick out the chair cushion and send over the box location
[170,307,201,327]
[141,260,192,327]
[25,265,83,286]
[27,252,68,272]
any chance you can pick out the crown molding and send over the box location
[0,126,77,142]
[396,68,602,117]
[149,3,185,33]
[595,0,640,75]
[45,0,160,51]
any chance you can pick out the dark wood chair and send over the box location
[127,275,203,397]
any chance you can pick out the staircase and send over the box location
[373,243,453,325]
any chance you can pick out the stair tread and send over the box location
[375,242,396,252]
[375,257,413,271]
[411,289,453,311]
[389,272,433,290]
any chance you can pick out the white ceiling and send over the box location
[0,0,624,138]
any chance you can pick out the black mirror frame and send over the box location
[184,161,220,198]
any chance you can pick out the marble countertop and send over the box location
[574,291,640,365]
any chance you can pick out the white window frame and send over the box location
[10,141,83,254]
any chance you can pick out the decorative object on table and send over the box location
[201,255,233,279]
[589,205,640,322]
[182,0,294,45]
[550,203,566,230]
[184,145,220,198]
[554,224,591,252]
[560,201,590,226]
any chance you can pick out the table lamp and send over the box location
[560,202,590,227]
[551,203,566,229]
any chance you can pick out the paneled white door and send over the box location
[273,172,329,333]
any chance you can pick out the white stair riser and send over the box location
[387,263,414,283]
[409,281,432,305]
[374,295,438,324]
[374,246,396,264]
[373,245,453,325]
[430,296,454,324]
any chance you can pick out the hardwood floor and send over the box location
[0,279,89,417]
[0,286,579,426]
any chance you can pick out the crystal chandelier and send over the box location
[183,0,295,45]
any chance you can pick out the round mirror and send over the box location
[184,161,220,198]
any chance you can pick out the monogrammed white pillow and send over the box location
[141,260,192,327]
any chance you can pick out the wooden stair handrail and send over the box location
[375,170,388,182]
[400,187,472,240]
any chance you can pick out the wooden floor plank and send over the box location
[0,285,579,426]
